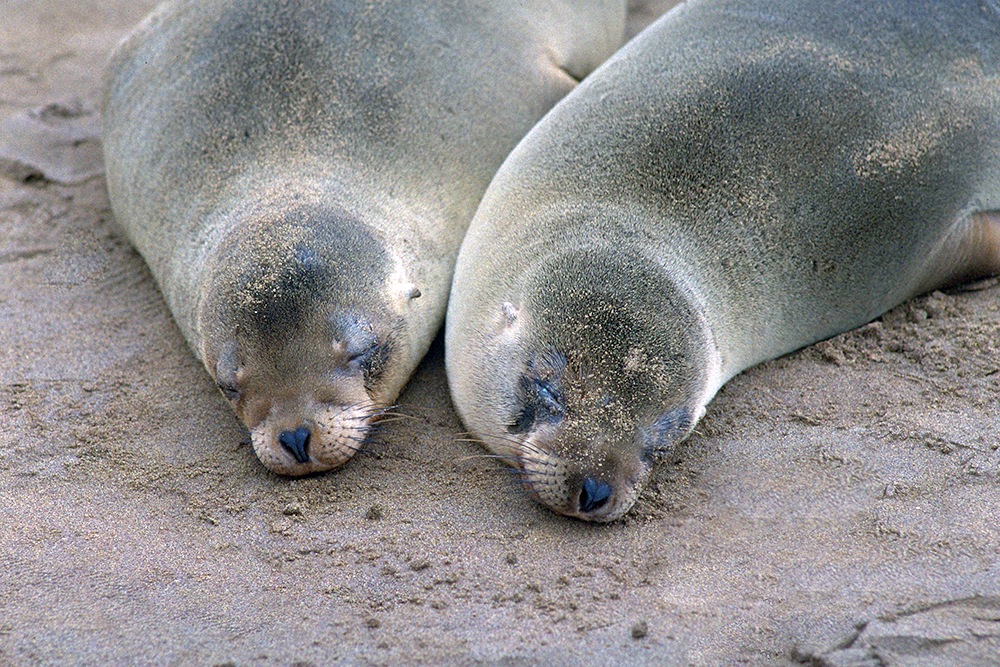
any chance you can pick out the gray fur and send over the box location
[102,0,628,474]
[446,0,1000,521]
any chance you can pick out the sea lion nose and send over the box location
[579,477,612,513]
[278,426,311,464]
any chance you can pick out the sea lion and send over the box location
[446,0,1000,521]
[101,0,628,475]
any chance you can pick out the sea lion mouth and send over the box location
[512,435,648,522]
[251,401,386,476]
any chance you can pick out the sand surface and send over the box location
[2,1,998,665]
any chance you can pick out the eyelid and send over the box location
[348,340,379,364]
[508,376,565,433]
[533,379,563,416]
[217,381,240,401]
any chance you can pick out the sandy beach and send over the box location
[1,1,998,664]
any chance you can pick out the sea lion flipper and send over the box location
[918,211,1000,293]
[543,2,628,83]
[968,211,1000,280]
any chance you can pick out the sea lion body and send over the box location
[446,0,1000,520]
[102,0,627,474]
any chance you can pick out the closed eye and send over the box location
[348,341,379,366]
[216,381,240,401]
[535,381,562,414]
[345,337,391,393]
[508,377,565,434]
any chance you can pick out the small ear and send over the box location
[502,302,519,326]
[402,283,421,300]
[640,407,694,459]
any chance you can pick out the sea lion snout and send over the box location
[211,318,395,476]
[517,432,653,522]
[203,289,402,476]
[250,400,384,476]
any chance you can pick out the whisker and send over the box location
[371,413,411,422]
[515,441,550,458]
[369,416,407,425]
[386,402,442,417]
[486,432,537,449]
[514,454,559,471]
[367,403,400,414]
[514,457,555,470]
[515,468,560,482]
[453,453,517,464]
[348,435,391,457]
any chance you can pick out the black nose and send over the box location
[278,426,311,463]
[579,477,612,513]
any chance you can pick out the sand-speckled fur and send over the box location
[102,0,628,475]
[447,0,1000,521]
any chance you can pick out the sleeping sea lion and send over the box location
[102,0,628,474]
[446,0,1000,520]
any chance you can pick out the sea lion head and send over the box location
[455,244,718,521]
[197,203,421,475]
